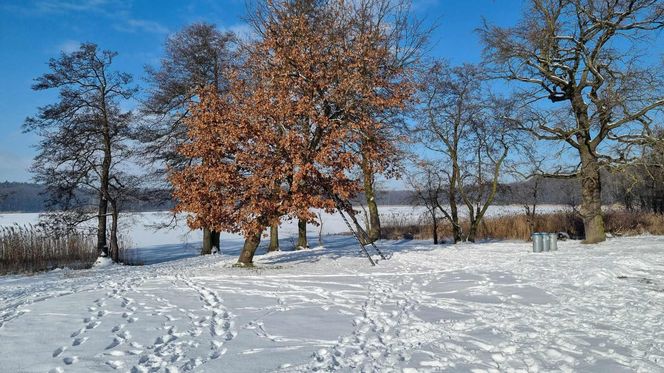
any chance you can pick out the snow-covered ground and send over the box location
[1,231,663,372]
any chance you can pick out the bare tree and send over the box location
[505,143,550,237]
[407,160,446,244]
[609,131,664,213]
[481,0,664,243]
[138,23,237,255]
[348,0,430,243]
[459,107,515,242]
[24,43,137,260]
[414,61,518,242]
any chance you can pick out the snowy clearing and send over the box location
[1,232,663,372]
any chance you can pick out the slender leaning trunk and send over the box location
[432,212,438,245]
[362,155,381,242]
[97,190,108,256]
[98,96,112,257]
[268,222,279,252]
[109,199,119,263]
[296,219,308,250]
[97,151,111,256]
[237,230,262,266]
[449,150,462,243]
[579,146,606,243]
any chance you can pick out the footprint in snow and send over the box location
[72,337,88,346]
[63,356,78,365]
[70,328,85,338]
[52,346,66,358]
[111,324,124,333]
[105,337,125,349]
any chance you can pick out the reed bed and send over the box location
[381,210,664,242]
[0,225,97,275]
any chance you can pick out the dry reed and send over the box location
[0,225,97,275]
[381,211,664,242]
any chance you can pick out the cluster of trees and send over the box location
[409,0,663,243]
[610,133,664,214]
[24,0,662,264]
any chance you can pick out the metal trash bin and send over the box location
[532,233,544,253]
[549,233,558,251]
[542,233,551,252]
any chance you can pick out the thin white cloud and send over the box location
[115,18,170,34]
[6,1,169,36]
[227,23,256,42]
[56,39,80,53]
[34,0,110,13]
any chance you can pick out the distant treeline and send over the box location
[0,182,173,213]
[1,178,620,213]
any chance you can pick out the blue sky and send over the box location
[0,0,522,182]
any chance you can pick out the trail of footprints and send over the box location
[308,275,423,371]
[179,276,237,366]
[50,277,144,371]
[129,276,238,372]
[49,273,238,372]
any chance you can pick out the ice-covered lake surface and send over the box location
[0,205,570,264]
[1,208,663,372]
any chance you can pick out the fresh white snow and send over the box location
[1,218,663,372]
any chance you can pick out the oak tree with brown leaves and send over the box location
[140,23,237,255]
[171,0,412,266]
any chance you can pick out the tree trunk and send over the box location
[202,228,220,255]
[97,192,108,256]
[268,222,280,252]
[362,155,381,242]
[237,230,262,266]
[579,147,606,243]
[432,212,438,245]
[97,146,111,256]
[466,221,478,243]
[98,96,112,257]
[449,151,462,243]
[296,219,308,249]
[213,231,220,253]
[202,228,212,255]
[109,199,119,263]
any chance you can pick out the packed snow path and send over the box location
[1,236,663,372]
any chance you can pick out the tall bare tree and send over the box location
[481,0,664,243]
[24,43,137,260]
[408,160,446,244]
[414,62,517,242]
[353,0,429,243]
[139,23,237,254]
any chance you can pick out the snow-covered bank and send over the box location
[1,235,663,372]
